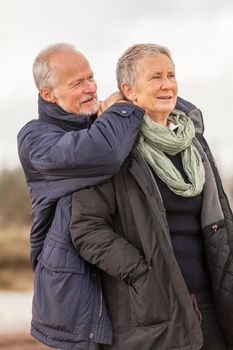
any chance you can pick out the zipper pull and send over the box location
[211,224,218,233]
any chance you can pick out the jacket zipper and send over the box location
[203,219,225,237]
[99,290,103,317]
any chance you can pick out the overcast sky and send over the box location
[1,0,233,177]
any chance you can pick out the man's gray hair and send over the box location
[32,42,76,90]
[116,43,174,93]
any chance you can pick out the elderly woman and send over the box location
[70,44,233,350]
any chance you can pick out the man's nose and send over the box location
[83,80,97,94]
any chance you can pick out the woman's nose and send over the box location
[161,77,173,89]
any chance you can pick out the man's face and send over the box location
[130,54,178,123]
[49,51,99,116]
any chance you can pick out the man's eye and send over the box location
[73,81,81,87]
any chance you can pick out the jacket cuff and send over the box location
[125,259,150,285]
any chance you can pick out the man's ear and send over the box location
[40,88,57,103]
[120,83,136,102]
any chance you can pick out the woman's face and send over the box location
[128,53,178,125]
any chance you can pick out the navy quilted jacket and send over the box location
[17,96,144,349]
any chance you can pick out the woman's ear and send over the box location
[40,88,57,103]
[120,83,137,102]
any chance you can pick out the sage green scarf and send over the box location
[137,109,205,197]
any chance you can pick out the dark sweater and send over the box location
[150,153,210,293]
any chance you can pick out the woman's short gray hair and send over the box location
[32,42,76,90]
[116,43,174,92]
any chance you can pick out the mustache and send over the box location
[80,94,97,104]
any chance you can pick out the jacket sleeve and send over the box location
[18,103,144,181]
[70,182,149,284]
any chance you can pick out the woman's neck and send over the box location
[147,113,169,127]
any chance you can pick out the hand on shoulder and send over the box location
[98,91,130,116]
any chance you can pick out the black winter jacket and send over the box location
[70,100,233,350]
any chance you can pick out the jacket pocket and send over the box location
[203,220,227,270]
[32,244,94,333]
[39,241,85,273]
[129,268,170,327]
[203,219,225,239]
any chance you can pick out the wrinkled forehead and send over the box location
[134,53,174,76]
[50,50,90,71]
[50,51,92,85]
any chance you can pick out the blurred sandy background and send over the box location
[0,172,50,349]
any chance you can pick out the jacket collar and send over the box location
[38,95,96,131]
[176,96,204,135]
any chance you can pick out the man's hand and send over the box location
[98,91,127,116]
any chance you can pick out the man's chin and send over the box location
[80,103,100,116]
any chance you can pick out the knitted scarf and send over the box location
[137,109,205,197]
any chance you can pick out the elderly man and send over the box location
[17,43,145,350]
